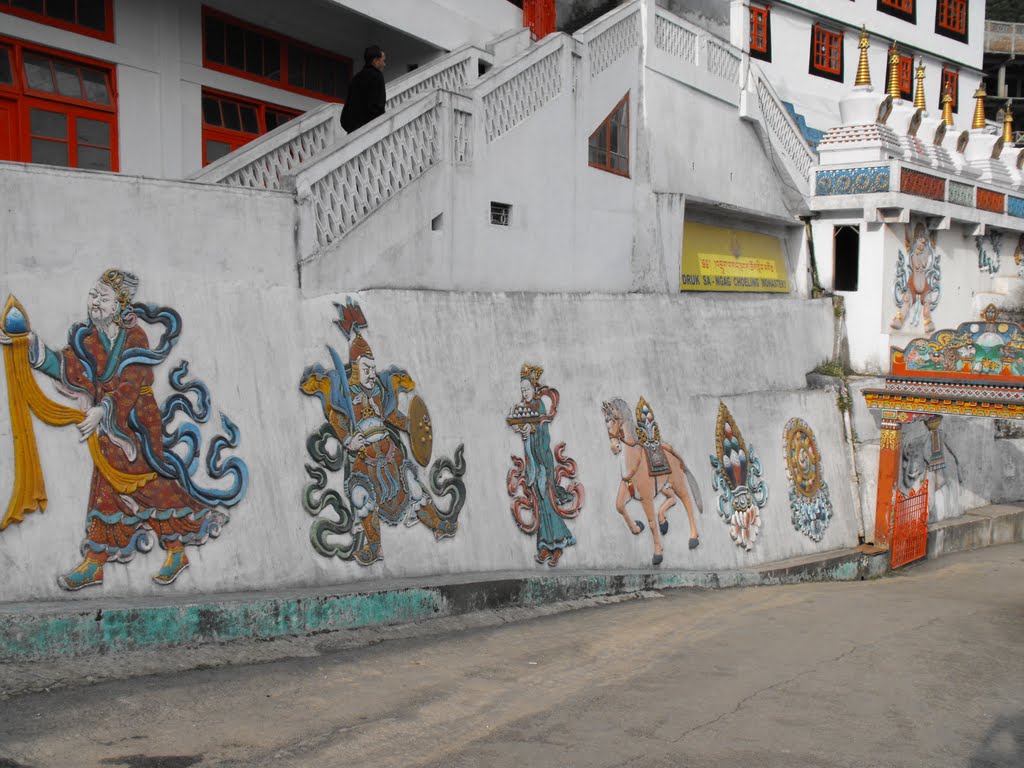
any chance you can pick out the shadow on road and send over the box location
[970,713,1024,768]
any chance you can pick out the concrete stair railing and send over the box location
[189,44,494,190]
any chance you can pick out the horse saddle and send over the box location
[643,443,672,477]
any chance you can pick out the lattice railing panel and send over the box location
[755,75,815,181]
[655,14,698,64]
[222,121,335,190]
[705,37,741,85]
[309,108,441,248]
[454,109,472,164]
[387,60,471,110]
[483,50,563,142]
[588,11,640,77]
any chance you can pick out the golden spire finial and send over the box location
[1003,101,1014,143]
[913,58,926,110]
[854,26,872,87]
[972,85,987,129]
[942,82,954,126]
[886,42,902,100]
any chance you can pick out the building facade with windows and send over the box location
[0,0,519,177]
[734,0,986,142]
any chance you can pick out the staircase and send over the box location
[188,1,817,265]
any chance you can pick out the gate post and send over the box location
[873,412,903,547]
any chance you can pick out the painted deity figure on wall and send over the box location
[1015,234,1024,278]
[0,271,248,591]
[709,402,768,551]
[300,299,466,566]
[890,222,941,334]
[506,365,584,567]
[783,418,833,542]
[601,398,701,566]
[898,419,962,524]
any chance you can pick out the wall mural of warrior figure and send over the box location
[709,402,768,551]
[505,364,584,567]
[300,298,466,566]
[898,418,962,524]
[601,397,701,566]
[890,221,942,334]
[783,418,834,542]
[0,272,248,591]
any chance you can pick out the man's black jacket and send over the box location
[341,65,386,133]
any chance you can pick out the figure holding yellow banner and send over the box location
[0,270,248,591]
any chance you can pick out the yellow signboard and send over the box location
[680,222,790,293]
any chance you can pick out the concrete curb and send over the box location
[0,547,888,663]
[927,503,1024,559]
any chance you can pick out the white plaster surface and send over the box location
[0,164,861,604]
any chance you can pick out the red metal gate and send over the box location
[891,480,929,568]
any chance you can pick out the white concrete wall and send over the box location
[753,3,984,138]
[0,162,860,604]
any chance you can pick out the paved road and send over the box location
[1,545,1022,768]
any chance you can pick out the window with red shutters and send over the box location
[878,0,915,24]
[940,67,959,112]
[0,35,117,170]
[809,25,843,82]
[0,0,113,42]
[200,88,301,166]
[886,52,914,100]
[202,7,351,102]
[749,6,771,62]
[936,0,968,42]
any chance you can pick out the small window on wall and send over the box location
[886,52,914,101]
[0,36,117,170]
[201,89,301,165]
[940,67,959,112]
[936,0,968,43]
[809,25,843,83]
[0,0,113,41]
[588,93,629,177]
[878,0,915,24]
[833,225,860,291]
[750,6,771,62]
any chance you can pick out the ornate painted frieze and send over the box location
[300,298,466,566]
[506,365,583,567]
[894,314,1024,380]
[814,167,890,196]
[976,232,1003,274]
[601,397,702,566]
[977,188,1006,214]
[948,181,975,208]
[708,402,767,551]
[890,221,942,334]
[899,168,945,201]
[0,275,249,592]
[1007,196,1024,219]
[782,419,833,543]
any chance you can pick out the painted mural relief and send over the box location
[601,398,701,566]
[1014,234,1024,278]
[890,222,942,334]
[899,314,1024,377]
[709,402,768,551]
[975,232,1002,274]
[898,420,962,523]
[783,418,833,542]
[0,272,248,590]
[300,299,466,566]
[505,365,584,566]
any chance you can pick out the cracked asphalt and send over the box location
[1,544,1022,768]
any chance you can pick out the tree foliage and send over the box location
[987,0,1024,23]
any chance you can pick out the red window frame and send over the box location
[936,0,968,41]
[940,67,959,112]
[0,0,114,43]
[588,93,630,178]
[201,7,351,103]
[0,34,117,171]
[200,87,301,166]
[810,25,843,80]
[750,6,770,61]
[878,0,915,23]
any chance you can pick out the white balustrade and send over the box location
[752,68,816,182]
[481,41,565,143]
[704,36,741,85]
[579,5,641,78]
[655,12,698,65]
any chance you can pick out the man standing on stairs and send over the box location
[341,45,387,133]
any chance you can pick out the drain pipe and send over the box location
[802,215,867,541]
